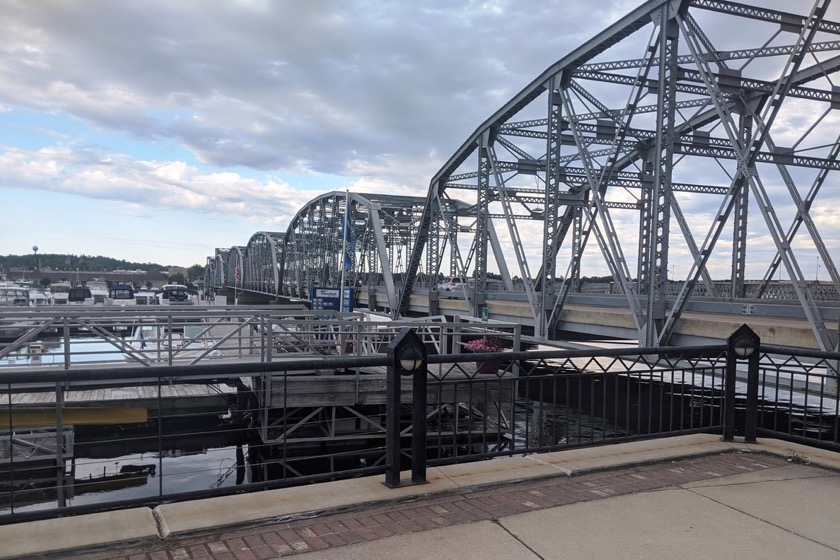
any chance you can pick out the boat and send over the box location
[134,289,158,305]
[50,281,72,305]
[25,284,50,306]
[86,279,109,304]
[67,286,94,305]
[0,285,30,307]
[158,284,194,305]
[107,284,137,306]
[128,318,221,360]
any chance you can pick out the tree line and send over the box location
[1,253,205,287]
[0,253,197,273]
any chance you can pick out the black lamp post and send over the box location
[724,324,760,442]
[385,328,428,488]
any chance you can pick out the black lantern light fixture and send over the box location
[729,324,759,359]
[399,344,424,374]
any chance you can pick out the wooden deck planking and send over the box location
[266,368,516,408]
[9,382,231,418]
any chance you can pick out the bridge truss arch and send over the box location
[398,0,840,350]
[226,247,246,291]
[242,231,284,294]
[206,249,228,291]
[281,191,427,309]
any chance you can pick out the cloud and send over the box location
[0,1,631,185]
[0,0,837,279]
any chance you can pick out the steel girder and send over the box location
[398,0,840,351]
[205,252,226,291]
[243,232,284,294]
[281,191,427,308]
[226,247,245,291]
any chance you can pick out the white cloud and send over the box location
[0,0,836,280]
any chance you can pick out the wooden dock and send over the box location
[4,383,233,429]
[254,362,516,409]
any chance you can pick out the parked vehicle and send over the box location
[437,276,473,293]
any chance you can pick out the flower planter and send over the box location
[476,359,501,374]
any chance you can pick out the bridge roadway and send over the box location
[228,285,834,349]
[347,287,835,350]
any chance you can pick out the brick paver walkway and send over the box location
[28,451,795,560]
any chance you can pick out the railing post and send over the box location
[724,325,760,442]
[743,341,760,444]
[384,327,428,488]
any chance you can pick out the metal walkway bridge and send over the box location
[205,0,839,351]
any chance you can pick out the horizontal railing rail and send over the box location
[0,307,522,370]
[0,324,837,524]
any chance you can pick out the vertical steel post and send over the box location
[411,361,428,484]
[744,349,760,444]
[385,328,428,488]
[723,348,736,442]
[725,325,760,442]
[384,340,402,487]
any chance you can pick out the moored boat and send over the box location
[158,284,194,305]
[50,281,72,305]
[107,284,137,306]
[0,285,30,307]
[86,279,109,304]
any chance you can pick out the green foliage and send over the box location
[187,264,205,281]
[1,253,200,272]
[39,277,51,288]
[786,450,810,465]
[168,272,187,285]
[580,275,615,284]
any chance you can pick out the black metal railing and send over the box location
[1,324,838,524]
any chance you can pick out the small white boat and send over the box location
[50,281,72,305]
[134,289,159,305]
[0,285,30,307]
[67,286,94,305]
[107,284,137,306]
[86,280,109,304]
[158,284,194,305]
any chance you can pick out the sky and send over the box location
[0,0,837,281]
[0,0,642,268]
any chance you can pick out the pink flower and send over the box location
[464,337,502,353]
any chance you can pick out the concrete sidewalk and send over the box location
[4,434,840,559]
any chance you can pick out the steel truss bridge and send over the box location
[206,0,840,351]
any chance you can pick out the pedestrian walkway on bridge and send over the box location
[4,434,840,559]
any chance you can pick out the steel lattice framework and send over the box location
[207,192,429,311]
[282,191,428,308]
[397,0,840,350]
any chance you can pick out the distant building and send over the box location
[167,266,188,279]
